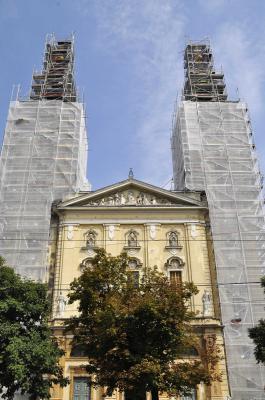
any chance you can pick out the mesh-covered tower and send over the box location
[0,35,89,282]
[172,41,265,399]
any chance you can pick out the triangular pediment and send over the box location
[58,179,206,209]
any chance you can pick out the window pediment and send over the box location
[165,256,185,270]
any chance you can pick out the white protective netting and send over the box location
[0,99,89,282]
[172,101,265,399]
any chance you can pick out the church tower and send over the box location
[0,35,89,281]
[172,41,265,399]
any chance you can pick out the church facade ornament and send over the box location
[124,229,141,251]
[165,230,182,251]
[107,225,115,240]
[149,225,157,240]
[85,189,177,207]
[67,225,74,240]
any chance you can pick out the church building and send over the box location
[49,175,230,400]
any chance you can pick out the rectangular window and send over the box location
[73,377,90,400]
[180,389,197,399]
[169,270,182,286]
[128,271,139,288]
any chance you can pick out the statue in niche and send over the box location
[202,289,211,317]
[128,231,137,247]
[57,292,67,317]
[86,231,96,248]
[169,231,178,247]
[127,191,135,205]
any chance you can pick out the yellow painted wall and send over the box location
[50,201,229,400]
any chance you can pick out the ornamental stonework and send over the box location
[85,190,176,207]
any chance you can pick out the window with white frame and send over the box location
[165,257,184,287]
[73,377,90,400]
[127,257,142,287]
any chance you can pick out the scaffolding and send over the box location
[0,36,89,282]
[30,34,76,102]
[184,41,227,102]
[172,42,265,399]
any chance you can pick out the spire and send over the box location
[128,168,134,179]
[183,41,227,102]
[30,34,76,102]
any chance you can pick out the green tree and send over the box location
[249,277,265,364]
[67,249,221,400]
[0,257,68,400]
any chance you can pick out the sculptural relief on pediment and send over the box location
[84,190,177,207]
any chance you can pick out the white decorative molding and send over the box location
[190,224,197,238]
[85,189,176,207]
[80,257,94,271]
[108,225,115,240]
[165,256,185,270]
[149,225,157,240]
[169,248,178,256]
[56,293,67,317]
[87,249,96,257]
[127,249,137,256]
[67,225,74,240]
[66,219,204,225]
[202,289,212,317]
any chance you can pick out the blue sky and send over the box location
[0,0,265,190]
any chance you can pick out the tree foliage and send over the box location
[0,257,68,400]
[67,249,221,399]
[249,277,265,364]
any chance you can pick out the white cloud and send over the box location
[76,0,265,185]
[198,0,227,13]
[92,0,186,185]
[214,22,265,115]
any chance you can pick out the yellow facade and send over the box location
[49,178,230,400]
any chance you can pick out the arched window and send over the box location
[128,257,142,270]
[169,270,182,286]
[127,258,142,288]
[165,257,185,287]
[179,346,199,357]
[70,344,87,357]
[80,257,93,271]
[165,256,184,270]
